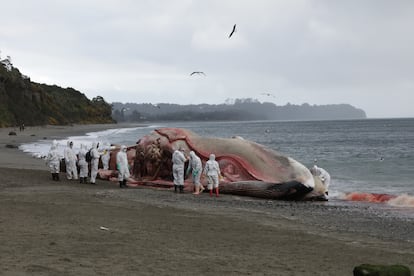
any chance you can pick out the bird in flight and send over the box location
[190,71,206,76]
[261,92,276,98]
[229,24,237,38]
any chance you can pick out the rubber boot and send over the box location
[79,177,83,184]
[123,179,128,188]
[215,187,219,197]
[119,181,123,188]
[174,185,178,193]
[56,174,60,181]
[210,189,213,197]
[51,173,56,181]
[179,185,184,193]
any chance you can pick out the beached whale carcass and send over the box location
[104,128,328,201]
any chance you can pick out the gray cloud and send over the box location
[1,0,414,118]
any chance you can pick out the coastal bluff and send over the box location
[0,59,113,127]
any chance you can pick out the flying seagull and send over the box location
[190,71,206,76]
[229,24,237,38]
[261,92,276,98]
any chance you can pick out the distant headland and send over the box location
[112,100,366,123]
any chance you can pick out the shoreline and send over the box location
[0,123,142,170]
[1,123,413,275]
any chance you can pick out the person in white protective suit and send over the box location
[116,145,130,188]
[186,151,205,195]
[46,140,60,181]
[89,142,102,185]
[78,144,89,184]
[64,141,78,180]
[204,153,221,197]
[172,147,187,193]
[310,165,331,196]
[101,142,111,170]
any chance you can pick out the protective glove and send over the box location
[192,171,198,178]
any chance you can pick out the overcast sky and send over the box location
[1,0,414,118]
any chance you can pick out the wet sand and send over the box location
[0,124,413,275]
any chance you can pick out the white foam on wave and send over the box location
[19,125,158,159]
[19,142,57,159]
[387,194,414,207]
[85,126,146,138]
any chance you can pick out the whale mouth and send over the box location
[308,192,329,201]
[301,188,329,201]
[267,181,314,200]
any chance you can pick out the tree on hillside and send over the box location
[0,53,13,72]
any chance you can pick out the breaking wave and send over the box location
[388,194,414,207]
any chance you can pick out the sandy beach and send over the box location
[0,124,413,275]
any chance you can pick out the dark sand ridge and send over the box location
[0,124,413,275]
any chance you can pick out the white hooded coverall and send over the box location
[46,140,60,173]
[101,143,111,170]
[204,154,221,189]
[78,144,89,178]
[311,165,331,191]
[90,142,100,184]
[172,149,186,186]
[116,145,130,181]
[187,151,202,186]
[64,141,78,180]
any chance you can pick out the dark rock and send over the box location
[5,144,19,149]
[8,131,17,136]
[353,264,411,276]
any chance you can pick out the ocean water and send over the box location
[20,118,414,211]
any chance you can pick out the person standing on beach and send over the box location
[64,141,78,180]
[116,145,130,188]
[172,146,187,193]
[101,142,111,170]
[46,140,60,181]
[186,151,205,195]
[78,144,89,184]
[310,165,331,195]
[89,142,101,185]
[204,153,221,197]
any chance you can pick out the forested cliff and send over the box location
[0,57,113,127]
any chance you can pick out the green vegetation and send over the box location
[0,56,113,127]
